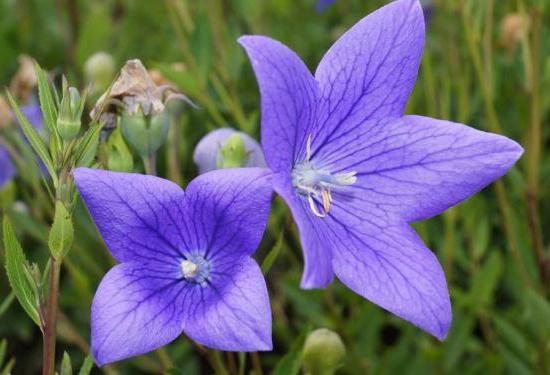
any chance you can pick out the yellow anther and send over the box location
[322,190,331,214]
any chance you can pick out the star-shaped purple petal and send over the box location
[239,0,522,340]
[74,167,273,365]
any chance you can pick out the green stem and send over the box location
[251,352,263,375]
[42,258,61,375]
[522,5,547,295]
[461,1,532,289]
[142,154,157,176]
[209,350,229,375]
[155,347,174,371]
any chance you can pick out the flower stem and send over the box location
[251,352,263,375]
[143,154,157,176]
[209,350,229,375]
[42,258,61,375]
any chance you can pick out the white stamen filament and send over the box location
[292,134,357,218]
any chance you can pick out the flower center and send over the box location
[291,135,357,218]
[180,254,211,284]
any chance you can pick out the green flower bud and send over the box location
[58,83,85,141]
[217,133,248,169]
[85,52,115,93]
[106,127,134,172]
[302,328,346,375]
[120,109,169,158]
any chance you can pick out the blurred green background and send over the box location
[0,0,549,373]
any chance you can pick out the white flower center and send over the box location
[180,254,211,284]
[180,260,199,279]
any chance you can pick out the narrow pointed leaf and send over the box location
[272,330,307,375]
[3,217,42,328]
[75,123,103,167]
[60,351,72,375]
[0,292,15,317]
[0,339,6,366]
[261,233,283,274]
[6,91,58,187]
[77,355,93,375]
[0,358,15,375]
[35,63,61,155]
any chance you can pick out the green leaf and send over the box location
[525,289,550,337]
[6,91,58,187]
[0,292,15,318]
[75,123,103,167]
[77,355,94,375]
[48,201,74,260]
[35,63,61,158]
[60,351,72,375]
[272,330,308,375]
[0,339,6,367]
[469,251,502,307]
[261,233,283,275]
[0,358,15,375]
[3,217,42,328]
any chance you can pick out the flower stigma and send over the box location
[180,254,211,285]
[292,135,357,218]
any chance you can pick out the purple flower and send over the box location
[193,128,266,174]
[0,102,44,188]
[74,167,273,365]
[239,0,522,339]
[19,103,44,131]
[0,148,15,189]
[316,0,336,13]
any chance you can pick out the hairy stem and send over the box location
[42,258,61,375]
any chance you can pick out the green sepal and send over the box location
[217,133,248,169]
[106,127,134,172]
[120,111,169,158]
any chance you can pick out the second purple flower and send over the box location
[239,0,523,340]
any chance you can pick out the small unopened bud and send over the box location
[302,328,346,375]
[218,133,248,169]
[58,82,86,141]
[193,128,266,174]
[106,127,134,172]
[120,109,169,158]
[85,52,115,93]
[500,13,528,54]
